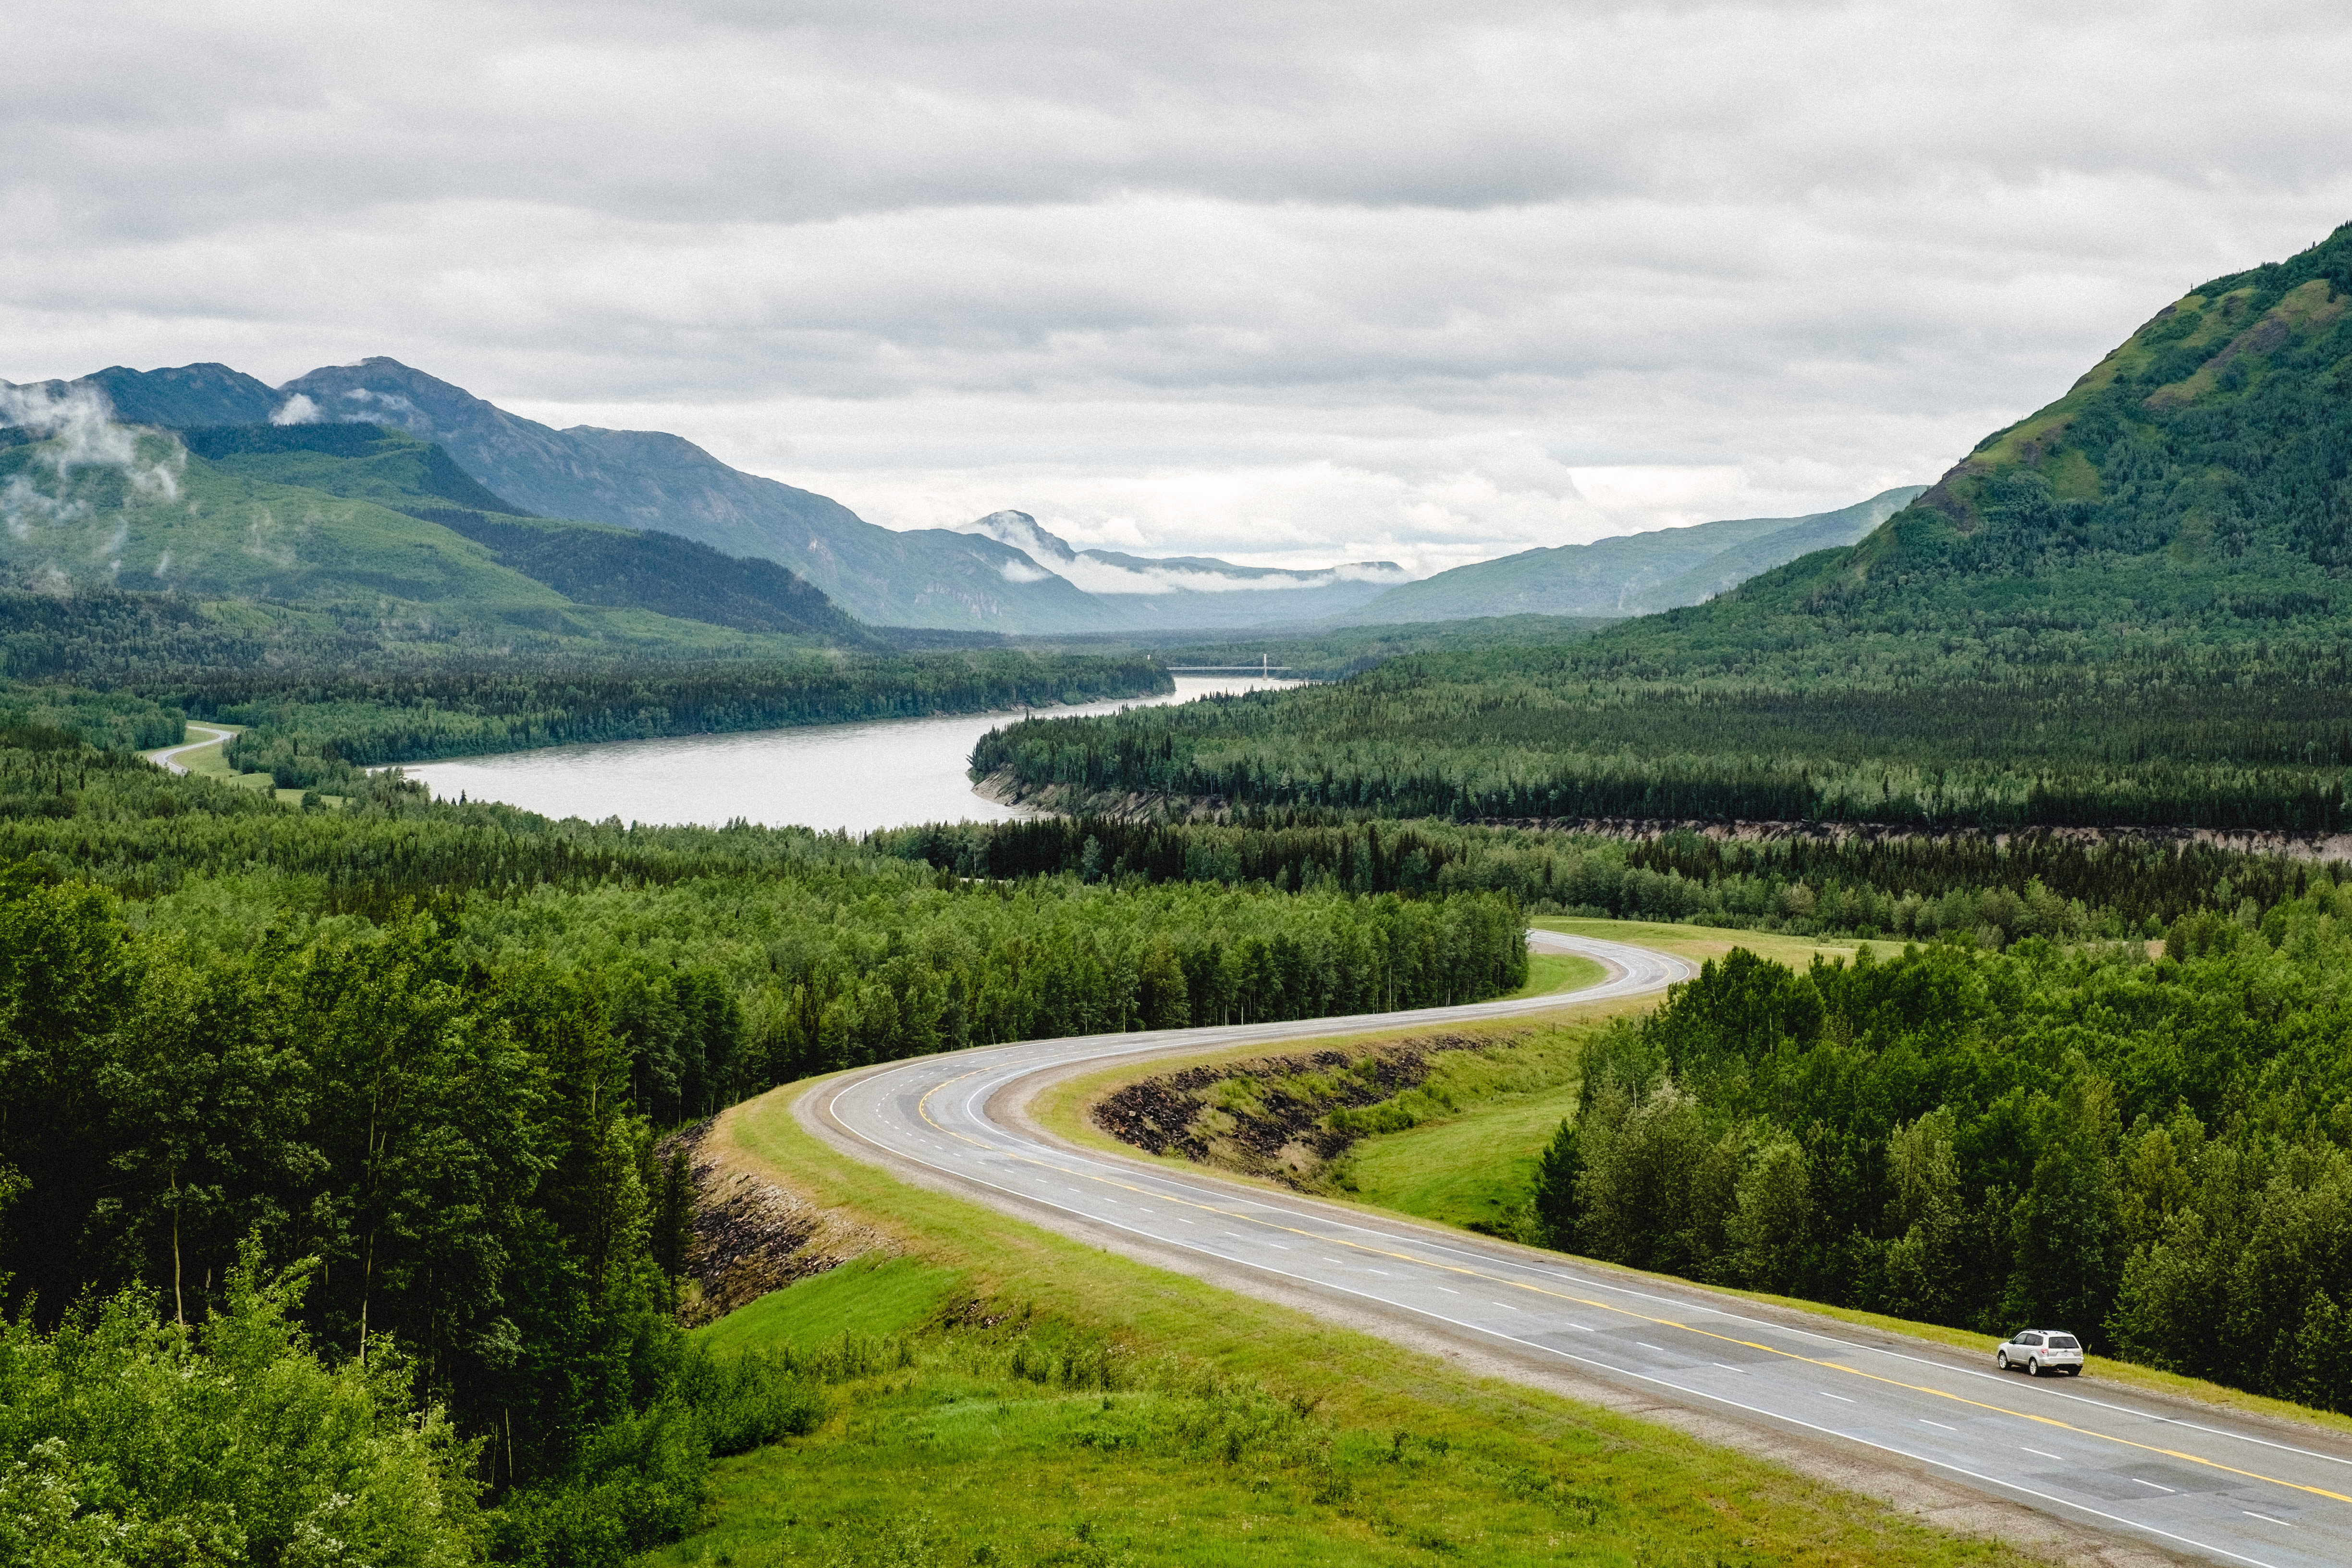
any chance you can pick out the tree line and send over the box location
[1529,895,2352,1412]
[878,811,2343,949]
[969,657,2352,832]
[0,727,1530,1560]
[194,651,1169,787]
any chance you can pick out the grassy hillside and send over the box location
[0,420,882,658]
[975,224,2352,831]
[0,426,566,609]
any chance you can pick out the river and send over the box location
[401,674,1300,833]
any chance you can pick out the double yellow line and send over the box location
[906,1064,2350,1508]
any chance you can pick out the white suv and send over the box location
[1996,1329,2084,1377]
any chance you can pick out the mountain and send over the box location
[3,356,1111,631]
[0,415,870,649]
[12,362,281,429]
[1654,219,2352,655]
[1330,486,1926,625]
[17,357,1425,634]
[275,359,1124,632]
[968,222,2352,833]
[955,510,1409,628]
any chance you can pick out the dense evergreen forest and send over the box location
[971,647,2352,830]
[976,226,2352,833]
[1530,903,2352,1413]
[882,809,2339,946]
[0,727,1526,1565]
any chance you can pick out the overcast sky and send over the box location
[7,2,2351,573]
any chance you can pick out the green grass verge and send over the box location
[1336,1029,1588,1234]
[653,1079,2039,1568]
[1530,916,1880,970]
[1032,916,2352,1440]
[1504,949,1604,999]
[694,1255,965,1359]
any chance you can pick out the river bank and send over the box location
[403,674,1301,833]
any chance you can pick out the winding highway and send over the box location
[807,930,2352,1568]
[144,723,236,774]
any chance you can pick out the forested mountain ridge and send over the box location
[974,223,2352,831]
[1333,486,1926,624]
[0,417,875,651]
[276,359,1133,631]
[1715,220,2352,637]
[13,355,1942,637]
[16,358,1399,633]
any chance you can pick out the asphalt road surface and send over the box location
[814,930,2352,1568]
[144,723,235,774]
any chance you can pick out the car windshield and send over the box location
[2049,1335,2080,1350]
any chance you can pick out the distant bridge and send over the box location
[1163,656,1292,674]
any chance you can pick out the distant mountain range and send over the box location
[954,510,1409,628]
[3,354,1925,640]
[1330,487,1927,624]
[7,358,1411,633]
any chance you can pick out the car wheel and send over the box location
[1997,1351,2009,1370]
[2028,1357,2042,1377]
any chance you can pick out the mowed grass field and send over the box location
[645,1080,2040,1568]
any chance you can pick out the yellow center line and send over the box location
[901,1064,2350,1507]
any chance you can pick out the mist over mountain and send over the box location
[7,352,1941,641]
[955,509,1409,627]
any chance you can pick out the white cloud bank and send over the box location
[3,2,2351,569]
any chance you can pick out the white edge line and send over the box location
[822,1100,2288,1568]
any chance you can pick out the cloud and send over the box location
[0,382,182,501]
[958,509,1411,592]
[2,3,2350,558]
[0,382,184,566]
[270,392,320,425]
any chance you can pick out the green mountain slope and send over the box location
[0,427,560,608]
[974,223,2352,830]
[275,359,1126,631]
[0,419,872,655]
[183,422,873,642]
[1335,486,1925,624]
[23,359,1429,634]
[183,421,532,515]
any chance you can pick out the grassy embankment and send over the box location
[1504,948,1604,999]
[649,1079,2040,1568]
[1034,919,1865,1222]
[1033,916,2352,1440]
